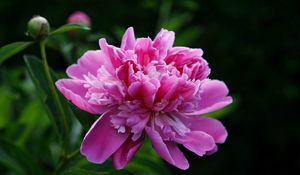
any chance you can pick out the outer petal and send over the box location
[175,131,216,156]
[187,80,232,115]
[66,50,111,80]
[206,145,218,155]
[121,27,136,50]
[80,111,130,163]
[55,79,107,114]
[112,136,143,169]
[179,116,228,143]
[145,127,189,170]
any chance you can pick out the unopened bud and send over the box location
[27,15,50,40]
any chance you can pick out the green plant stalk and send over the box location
[53,149,80,175]
[39,40,69,154]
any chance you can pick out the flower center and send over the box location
[110,102,190,141]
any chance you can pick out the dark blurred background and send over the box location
[1,0,299,174]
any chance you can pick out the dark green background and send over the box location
[1,0,299,174]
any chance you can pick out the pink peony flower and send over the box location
[67,11,91,27]
[56,27,232,170]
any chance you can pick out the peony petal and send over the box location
[99,38,125,68]
[128,80,158,108]
[187,80,232,115]
[165,47,210,80]
[141,81,157,108]
[112,136,143,169]
[155,75,178,102]
[135,38,158,66]
[116,62,136,85]
[175,131,216,156]
[179,116,228,143]
[66,50,111,80]
[127,81,141,98]
[121,27,136,50]
[145,127,189,170]
[80,111,130,164]
[206,145,218,155]
[153,29,175,59]
[165,47,204,65]
[55,79,107,114]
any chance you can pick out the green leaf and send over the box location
[126,139,171,175]
[70,105,96,132]
[0,41,33,64]
[24,55,92,135]
[63,169,102,175]
[0,86,13,128]
[110,170,133,175]
[51,23,90,36]
[0,139,43,175]
[17,100,49,146]
[24,55,65,136]
[63,169,133,175]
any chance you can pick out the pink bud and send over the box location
[67,11,91,27]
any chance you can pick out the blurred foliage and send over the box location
[0,42,33,64]
[0,0,299,175]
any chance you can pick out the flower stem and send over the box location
[53,150,80,175]
[39,40,70,153]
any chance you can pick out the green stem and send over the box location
[39,40,69,153]
[53,150,80,175]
